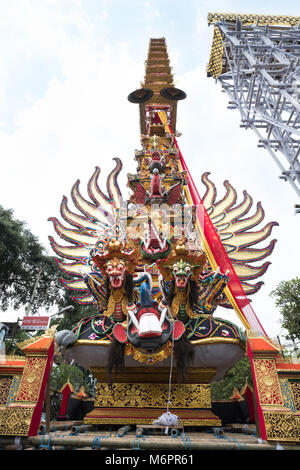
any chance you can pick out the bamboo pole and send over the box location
[0,445,22,451]
[116,425,131,436]
[28,435,299,451]
[0,437,29,450]
[39,421,83,433]
[224,424,257,435]
[71,425,94,434]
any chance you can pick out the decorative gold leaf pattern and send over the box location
[253,359,284,406]
[0,407,34,436]
[95,383,211,408]
[263,411,300,441]
[0,377,12,405]
[207,12,300,26]
[15,357,47,403]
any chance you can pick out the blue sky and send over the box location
[0,0,299,340]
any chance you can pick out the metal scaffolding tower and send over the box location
[207,13,300,208]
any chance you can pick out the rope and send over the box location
[91,437,101,450]
[39,436,53,450]
[153,320,180,433]
[131,438,141,450]
[167,319,175,414]
[181,435,192,450]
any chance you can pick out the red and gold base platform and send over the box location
[84,367,221,426]
[0,328,55,436]
[247,334,300,442]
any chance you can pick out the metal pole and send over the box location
[25,266,43,315]
[49,305,75,318]
[7,317,21,353]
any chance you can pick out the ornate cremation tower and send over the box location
[50,37,299,439]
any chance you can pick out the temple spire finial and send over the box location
[128,38,186,135]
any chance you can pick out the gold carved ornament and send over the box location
[15,356,47,403]
[0,329,54,436]
[103,287,128,318]
[207,12,300,27]
[263,411,300,442]
[125,341,172,365]
[0,377,12,405]
[207,26,224,79]
[92,240,140,275]
[290,382,300,411]
[0,407,34,436]
[94,382,211,409]
[253,358,284,407]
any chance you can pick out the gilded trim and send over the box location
[252,358,284,407]
[263,410,300,441]
[75,339,110,346]
[84,417,220,426]
[207,12,300,26]
[190,337,244,347]
[94,382,211,408]
[84,408,221,427]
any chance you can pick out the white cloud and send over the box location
[0,1,142,252]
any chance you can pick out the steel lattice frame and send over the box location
[208,17,300,205]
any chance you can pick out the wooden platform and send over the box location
[84,407,221,427]
[7,421,299,451]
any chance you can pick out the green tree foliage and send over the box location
[4,327,30,356]
[50,363,94,395]
[270,278,300,341]
[0,205,65,312]
[49,363,95,418]
[0,205,96,328]
[211,356,253,400]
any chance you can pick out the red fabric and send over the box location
[59,383,73,417]
[28,341,55,436]
[152,112,162,124]
[247,343,267,439]
[170,129,267,335]
[244,386,255,423]
[59,394,69,417]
